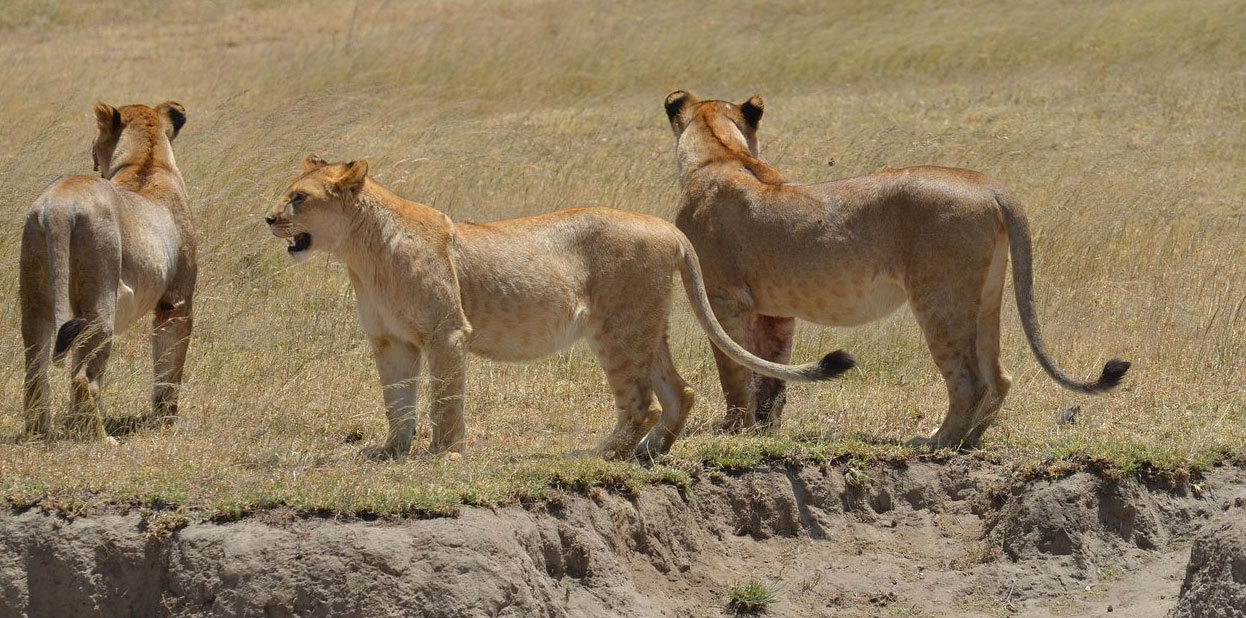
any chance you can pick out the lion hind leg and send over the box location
[587,321,664,460]
[749,315,796,429]
[426,330,469,455]
[597,372,660,461]
[65,320,112,440]
[909,287,992,450]
[635,335,697,460]
[704,300,758,433]
[21,322,53,439]
[962,239,1013,446]
[60,220,121,441]
[20,226,55,438]
[919,349,987,450]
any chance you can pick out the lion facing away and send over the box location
[20,101,197,440]
[264,155,854,460]
[663,91,1129,449]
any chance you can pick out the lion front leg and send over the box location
[367,336,423,460]
[425,329,469,455]
[706,299,757,433]
[148,300,193,429]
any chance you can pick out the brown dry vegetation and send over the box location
[0,0,1242,516]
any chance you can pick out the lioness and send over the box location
[265,155,854,459]
[20,101,196,439]
[663,91,1129,449]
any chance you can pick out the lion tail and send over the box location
[996,191,1129,393]
[20,195,83,367]
[43,200,84,364]
[674,231,855,382]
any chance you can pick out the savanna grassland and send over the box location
[0,0,1242,517]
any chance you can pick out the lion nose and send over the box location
[264,215,277,225]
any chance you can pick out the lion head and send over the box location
[92,101,185,179]
[664,91,784,186]
[664,91,764,158]
[265,155,369,264]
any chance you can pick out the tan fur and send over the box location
[20,101,196,439]
[663,91,1129,448]
[265,155,852,460]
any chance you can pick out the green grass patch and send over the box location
[4,433,1237,521]
[727,579,780,613]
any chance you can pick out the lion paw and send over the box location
[632,436,672,462]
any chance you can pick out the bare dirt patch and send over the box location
[1,459,1243,617]
[1170,512,1246,618]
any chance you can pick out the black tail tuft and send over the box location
[817,349,857,380]
[53,318,87,361]
[1094,358,1130,392]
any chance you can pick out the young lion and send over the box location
[663,91,1129,449]
[20,101,196,439]
[264,155,854,460]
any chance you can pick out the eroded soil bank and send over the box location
[2,459,1244,617]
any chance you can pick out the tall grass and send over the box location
[0,0,1242,515]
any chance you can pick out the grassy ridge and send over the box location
[0,0,1242,517]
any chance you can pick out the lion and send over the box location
[264,155,855,460]
[662,91,1130,449]
[20,101,196,440]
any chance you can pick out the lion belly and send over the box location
[466,300,590,362]
[755,275,908,327]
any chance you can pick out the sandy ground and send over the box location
[2,458,1244,617]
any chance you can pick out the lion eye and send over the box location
[290,192,306,206]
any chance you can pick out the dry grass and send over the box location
[0,0,1242,516]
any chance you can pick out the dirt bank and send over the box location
[2,459,1243,617]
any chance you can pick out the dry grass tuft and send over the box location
[0,0,1242,517]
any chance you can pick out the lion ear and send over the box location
[155,101,186,140]
[330,158,369,195]
[94,102,121,135]
[664,90,699,123]
[740,95,764,128]
[303,154,329,172]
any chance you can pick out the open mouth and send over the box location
[287,233,312,254]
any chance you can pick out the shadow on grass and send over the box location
[784,429,910,448]
[102,413,171,437]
